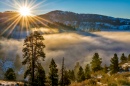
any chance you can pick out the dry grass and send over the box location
[70,72,130,86]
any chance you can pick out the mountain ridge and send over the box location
[41,10,130,20]
[39,10,130,31]
[0,10,130,38]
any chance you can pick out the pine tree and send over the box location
[68,70,75,81]
[34,63,46,86]
[103,64,108,73]
[90,53,102,72]
[60,57,71,86]
[63,70,71,85]
[60,57,65,86]
[120,53,127,63]
[22,31,45,85]
[48,58,58,86]
[128,54,130,61]
[4,68,16,81]
[85,64,91,79]
[77,66,85,82]
[110,53,119,74]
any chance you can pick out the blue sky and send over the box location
[0,0,130,19]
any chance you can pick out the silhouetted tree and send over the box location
[77,66,85,82]
[63,70,71,85]
[60,57,65,86]
[4,68,16,81]
[34,63,46,86]
[59,57,71,86]
[90,53,102,72]
[22,31,45,85]
[48,58,58,86]
[120,53,127,63]
[85,64,91,79]
[110,53,119,74]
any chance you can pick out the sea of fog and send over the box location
[0,31,130,71]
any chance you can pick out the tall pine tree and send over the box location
[34,63,46,86]
[63,70,71,85]
[110,53,119,74]
[22,31,45,86]
[60,57,65,86]
[48,58,58,86]
[90,53,102,72]
[77,66,85,82]
[59,57,70,86]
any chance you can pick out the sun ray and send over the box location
[0,0,56,38]
[0,14,20,35]
[1,13,20,25]
[1,15,21,37]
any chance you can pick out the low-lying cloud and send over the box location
[0,32,130,74]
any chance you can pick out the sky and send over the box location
[0,0,130,19]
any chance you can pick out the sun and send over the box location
[19,6,31,16]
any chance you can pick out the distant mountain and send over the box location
[40,10,130,31]
[0,10,130,38]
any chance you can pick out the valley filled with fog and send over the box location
[0,32,130,72]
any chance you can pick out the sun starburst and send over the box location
[19,6,31,16]
[0,0,53,38]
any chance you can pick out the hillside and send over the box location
[40,10,130,31]
[0,10,130,38]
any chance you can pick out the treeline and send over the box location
[36,22,76,31]
[4,52,130,85]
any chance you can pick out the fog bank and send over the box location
[0,32,130,71]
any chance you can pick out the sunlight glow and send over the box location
[0,0,53,37]
[19,6,31,16]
